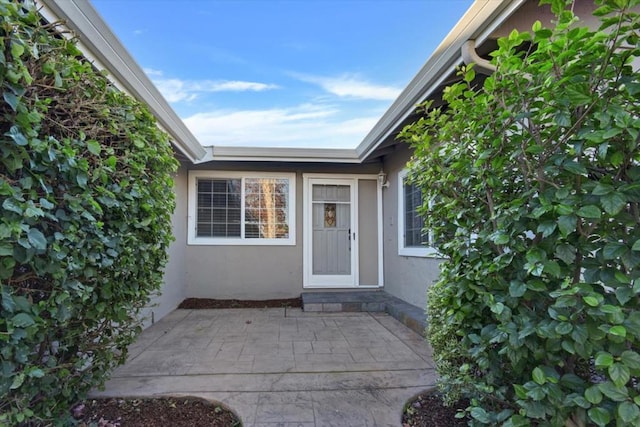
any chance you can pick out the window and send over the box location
[398,169,437,257]
[188,171,295,245]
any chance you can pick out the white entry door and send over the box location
[305,178,356,287]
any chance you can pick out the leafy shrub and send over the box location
[426,274,475,406]
[402,0,640,425]
[0,1,178,424]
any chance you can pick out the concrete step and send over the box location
[301,291,427,335]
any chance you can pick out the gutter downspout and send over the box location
[461,39,496,75]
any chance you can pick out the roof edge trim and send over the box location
[355,0,528,161]
[38,0,207,163]
[208,146,360,163]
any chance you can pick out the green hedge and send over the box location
[402,0,640,425]
[0,1,178,424]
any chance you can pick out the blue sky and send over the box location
[91,0,473,148]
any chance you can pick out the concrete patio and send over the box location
[91,307,436,426]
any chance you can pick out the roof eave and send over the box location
[355,0,528,161]
[38,0,208,163]
[207,146,361,163]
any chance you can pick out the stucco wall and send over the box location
[183,161,381,300]
[141,163,188,327]
[493,0,601,39]
[358,179,379,286]
[382,145,442,310]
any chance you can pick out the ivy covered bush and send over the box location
[0,1,178,424]
[401,0,640,425]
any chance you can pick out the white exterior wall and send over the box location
[140,164,188,327]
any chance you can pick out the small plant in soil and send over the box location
[403,392,469,427]
[72,397,241,427]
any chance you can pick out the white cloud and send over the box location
[143,68,163,77]
[183,104,379,148]
[143,69,279,103]
[295,73,401,101]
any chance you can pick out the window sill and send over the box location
[188,237,295,246]
[398,247,441,258]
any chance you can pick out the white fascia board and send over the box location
[209,146,361,163]
[355,0,528,161]
[37,0,207,163]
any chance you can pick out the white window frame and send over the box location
[397,169,438,257]
[188,170,296,246]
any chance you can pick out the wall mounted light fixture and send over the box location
[378,169,390,188]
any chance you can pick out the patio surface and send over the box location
[91,307,436,426]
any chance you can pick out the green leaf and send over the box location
[558,215,577,236]
[611,151,624,167]
[609,363,631,388]
[593,182,614,195]
[532,367,546,385]
[563,160,587,175]
[566,87,592,105]
[585,386,603,404]
[1,287,15,313]
[582,295,600,307]
[599,381,629,401]
[11,312,35,328]
[509,280,526,297]
[632,239,640,251]
[10,372,25,390]
[544,260,561,277]
[493,233,510,245]
[620,351,640,371]
[615,286,633,305]
[588,407,611,426]
[28,368,45,378]
[603,242,627,260]
[609,325,627,337]
[527,385,545,401]
[618,401,640,424]
[603,127,622,139]
[86,140,101,156]
[555,110,571,127]
[555,244,575,264]
[514,384,527,399]
[11,42,25,59]
[532,20,542,32]
[571,325,588,345]
[537,221,557,237]
[577,205,602,219]
[601,192,627,215]
[470,407,491,424]
[3,91,19,111]
[601,304,621,314]
[555,322,573,335]
[595,352,614,367]
[39,198,54,210]
[463,67,476,83]
[6,125,28,146]
[76,172,88,187]
[27,228,47,251]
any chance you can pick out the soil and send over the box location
[403,392,470,427]
[73,397,241,426]
[178,297,302,309]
